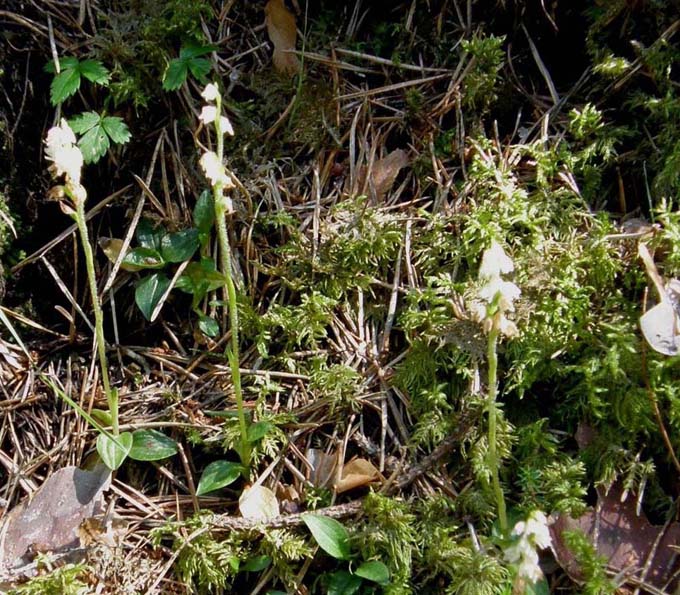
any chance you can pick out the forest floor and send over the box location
[1,1,680,593]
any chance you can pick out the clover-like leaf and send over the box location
[69,111,131,164]
[45,58,110,106]
[162,44,216,91]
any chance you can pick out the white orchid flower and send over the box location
[201,83,219,102]
[45,119,83,185]
[199,151,233,188]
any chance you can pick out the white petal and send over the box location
[479,241,514,279]
[219,116,234,136]
[199,106,217,125]
[201,83,219,101]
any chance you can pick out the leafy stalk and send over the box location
[212,92,250,466]
[487,325,507,533]
[73,192,118,436]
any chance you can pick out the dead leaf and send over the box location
[551,482,680,591]
[354,149,409,202]
[98,237,142,272]
[0,465,110,575]
[264,0,300,76]
[239,485,280,521]
[334,458,382,494]
[306,448,337,489]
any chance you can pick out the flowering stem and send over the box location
[212,94,250,468]
[73,193,118,436]
[487,324,507,533]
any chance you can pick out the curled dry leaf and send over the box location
[239,485,280,521]
[0,465,110,577]
[334,458,382,494]
[551,482,680,591]
[264,0,300,76]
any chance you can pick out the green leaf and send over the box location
[196,460,243,496]
[47,58,109,105]
[136,219,163,250]
[187,58,211,82]
[122,247,165,269]
[79,125,111,164]
[135,273,171,320]
[78,59,110,85]
[193,190,215,234]
[44,57,79,74]
[101,116,131,145]
[69,111,101,134]
[50,68,81,105]
[302,514,351,560]
[90,408,112,425]
[326,571,362,595]
[97,432,133,470]
[179,44,217,60]
[354,561,390,585]
[197,313,220,337]
[247,421,274,443]
[160,229,200,263]
[162,59,188,91]
[129,429,178,461]
[242,555,271,572]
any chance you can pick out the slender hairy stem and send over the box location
[487,325,507,533]
[213,93,250,466]
[74,195,118,435]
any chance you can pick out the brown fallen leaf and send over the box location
[551,482,680,592]
[264,0,300,76]
[0,465,110,576]
[353,149,409,202]
[335,458,382,494]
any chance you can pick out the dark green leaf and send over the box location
[136,219,163,250]
[79,124,110,163]
[162,59,188,91]
[44,57,79,73]
[302,514,351,560]
[69,111,101,134]
[135,273,171,320]
[247,421,274,443]
[50,68,81,105]
[187,58,211,82]
[197,313,220,337]
[122,247,165,269]
[196,460,243,496]
[129,429,178,461]
[97,432,133,470]
[101,116,131,145]
[242,556,271,572]
[326,571,362,595]
[78,60,110,85]
[179,44,217,60]
[354,561,390,585]
[193,190,215,234]
[160,229,200,263]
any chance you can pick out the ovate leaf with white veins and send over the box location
[69,111,131,164]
